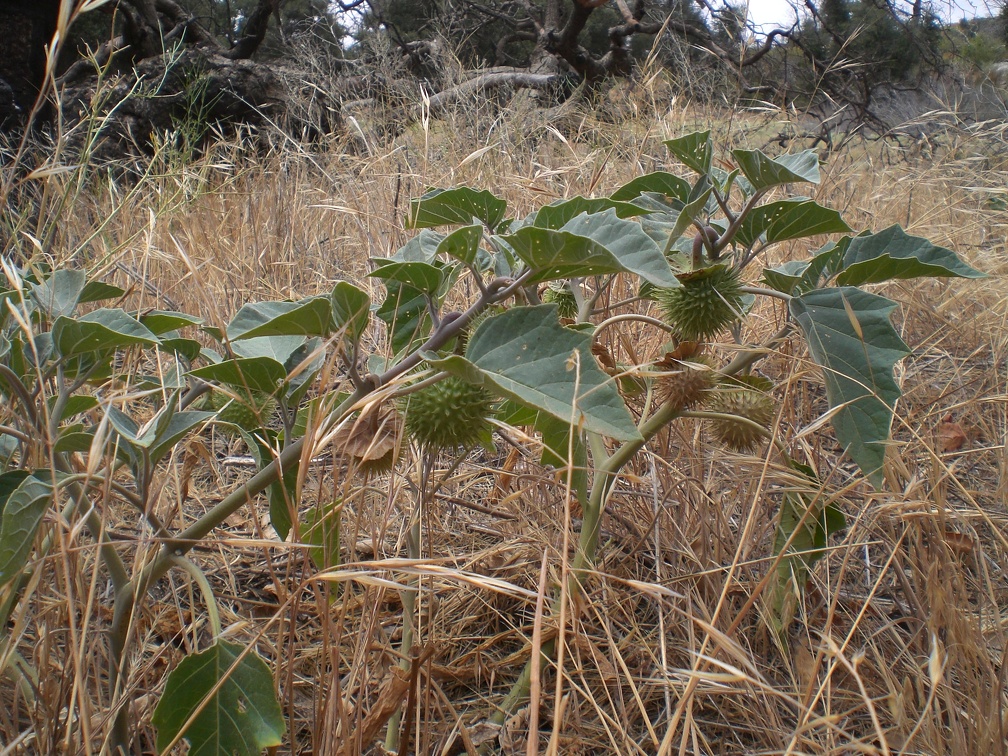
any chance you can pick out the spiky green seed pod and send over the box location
[541,282,578,320]
[211,391,277,434]
[656,356,716,410]
[400,376,495,451]
[656,264,744,342]
[707,375,775,452]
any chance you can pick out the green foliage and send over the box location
[0,128,986,751]
[152,640,286,754]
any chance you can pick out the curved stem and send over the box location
[167,554,222,640]
[740,285,792,303]
[593,312,676,338]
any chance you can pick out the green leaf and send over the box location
[54,430,96,454]
[230,335,306,367]
[188,357,288,396]
[239,429,297,540]
[51,394,99,421]
[408,187,507,229]
[369,260,444,294]
[153,640,285,756]
[501,209,677,287]
[227,298,333,341]
[52,309,159,359]
[393,229,444,262]
[610,171,691,204]
[429,305,640,441]
[790,288,911,488]
[0,475,52,586]
[731,149,820,191]
[139,310,203,335]
[148,411,214,466]
[737,199,850,248]
[436,223,484,266]
[836,225,986,286]
[768,462,845,635]
[302,499,341,571]
[762,260,812,295]
[32,269,86,318]
[376,283,431,354]
[532,197,649,229]
[664,130,712,175]
[161,337,203,363]
[79,280,126,304]
[665,181,713,246]
[330,282,372,342]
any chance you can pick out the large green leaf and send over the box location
[79,280,126,304]
[148,411,215,466]
[408,187,507,230]
[227,298,332,341]
[664,130,712,175]
[0,475,52,586]
[330,282,371,342]
[610,171,691,204]
[188,357,287,396]
[52,309,160,359]
[32,269,87,318]
[436,224,484,266]
[532,197,649,229]
[429,305,640,441]
[731,149,820,191]
[790,288,911,488]
[369,260,444,294]
[153,640,285,756]
[229,335,306,366]
[501,209,676,287]
[393,229,444,262]
[139,310,203,335]
[836,225,986,286]
[375,282,430,354]
[737,199,849,248]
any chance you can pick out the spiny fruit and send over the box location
[210,390,277,434]
[541,282,578,320]
[655,355,716,410]
[707,375,775,452]
[656,264,744,342]
[400,376,495,451]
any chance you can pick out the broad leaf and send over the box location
[330,282,371,342]
[533,197,649,229]
[161,337,203,363]
[429,305,640,441]
[501,209,677,287]
[188,357,287,396]
[436,224,484,266]
[230,335,306,367]
[408,187,507,230]
[52,309,159,359]
[610,171,691,204]
[836,225,986,286]
[737,199,849,248]
[664,130,712,175]
[376,282,430,354]
[790,287,911,487]
[227,298,332,341]
[732,149,820,191]
[0,475,52,586]
[153,640,285,755]
[139,310,203,335]
[32,269,86,318]
[79,280,126,304]
[393,229,444,262]
[369,260,444,294]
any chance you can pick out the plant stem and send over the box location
[166,554,222,640]
[489,400,684,727]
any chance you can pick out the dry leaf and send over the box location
[938,415,967,453]
[332,406,401,471]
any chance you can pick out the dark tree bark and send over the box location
[0,0,60,126]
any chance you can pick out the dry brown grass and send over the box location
[1,74,1006,756]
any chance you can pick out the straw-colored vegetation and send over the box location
[1,70,1006,755]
